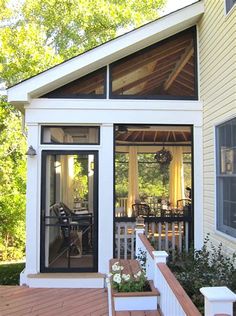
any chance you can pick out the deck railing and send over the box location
[135,228,201,316]
[115,216,192,260]
[135,226,236,316]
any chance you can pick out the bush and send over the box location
[168,235,236,313]
[0,262,25,285]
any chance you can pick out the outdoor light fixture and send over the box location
[26,145,37,157]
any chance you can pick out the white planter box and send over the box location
[113,281,159,311]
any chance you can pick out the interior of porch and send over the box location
[114,124,193,259]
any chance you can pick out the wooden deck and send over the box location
[0,286,108,316]
[115,311,161,315]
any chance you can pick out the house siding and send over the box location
[198,0,236,254]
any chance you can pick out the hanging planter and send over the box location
[154,147,173,165]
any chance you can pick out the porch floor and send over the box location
[0,286,108,316]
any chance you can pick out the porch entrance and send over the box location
[41,151,98,272]
[114,124,193,259]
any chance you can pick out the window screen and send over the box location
[42,126,100,144]
[41,68,106,98]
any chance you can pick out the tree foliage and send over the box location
[0,0,166,86]
[0,96,26,260]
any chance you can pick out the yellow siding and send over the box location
[198,0,236,255]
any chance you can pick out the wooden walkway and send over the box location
[0,286,108,316]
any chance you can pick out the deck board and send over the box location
[0,286,108,316]
[115,311,161,316]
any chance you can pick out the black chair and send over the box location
[51,203,82,258]
[132,203,150,217]
[132,203,151,232]
[177,199,191,216]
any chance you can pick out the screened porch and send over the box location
[114,124,193,259]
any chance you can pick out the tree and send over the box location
[0,0,166,86]
[0,96,26,260]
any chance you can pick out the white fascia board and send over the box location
[7,1,204,105]
[29,98,203,112]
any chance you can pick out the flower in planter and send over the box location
[110,262,150,293]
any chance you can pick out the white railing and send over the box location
[116,197,128,215]
[136,226,201,316]
[115,221,136,259]
[136,227,236,316]
[115,218,190,260]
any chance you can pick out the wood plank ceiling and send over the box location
[111,28,196,97]
[115,126,192,145]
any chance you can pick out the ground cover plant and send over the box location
[168,235,236,313]
[0,262,25,285]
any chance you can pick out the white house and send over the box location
[7,0,236,288]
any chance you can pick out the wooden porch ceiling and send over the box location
[115,126,192,145]
[111,29,196,97]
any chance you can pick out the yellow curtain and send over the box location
[127,146,139,217]
[169,147,184,207]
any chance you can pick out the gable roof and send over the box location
[7,1,204,105]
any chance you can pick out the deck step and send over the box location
[26,272,105,288]
[115,310,161,315]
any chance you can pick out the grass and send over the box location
[0,262,25,285]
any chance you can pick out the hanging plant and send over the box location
[154,147,173,165]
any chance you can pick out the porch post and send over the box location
[200,286,236,316]
[152,251,168,288]
[24,124,40,279]
[135,217,145,258]
[99,123,114,273]
[193,125,203,250]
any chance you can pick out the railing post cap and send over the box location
[135,226,145,231]
[200,286,236,302]
[152,251,168,263]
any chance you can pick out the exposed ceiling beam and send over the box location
[112,37,191,79]
[163,41,194,91]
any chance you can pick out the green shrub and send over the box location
[0,262,25,285]
[168,235,236,313]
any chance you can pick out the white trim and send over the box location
[196,24,201,101]
[214,229,236,243]
[7,2,204,104]
[214,115,236,239]
[193,125,203,249]
[26,99,203,112]
[106,65,109,100]
[224,0,236,16]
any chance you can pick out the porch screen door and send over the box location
[41,151,98,272]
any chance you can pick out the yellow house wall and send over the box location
[198,0,236,255]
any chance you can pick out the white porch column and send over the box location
[99,123,114,273]
[193,125,203,250]
[200,286,236,316]
[25,124,40,275]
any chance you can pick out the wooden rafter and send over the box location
[112,39,190,80]
[163,41,194,91]
[182,132,187,141]
[113,66,170,94]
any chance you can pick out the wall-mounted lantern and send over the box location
[26,145,37,157]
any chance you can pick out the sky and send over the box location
[161,0,197,15]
